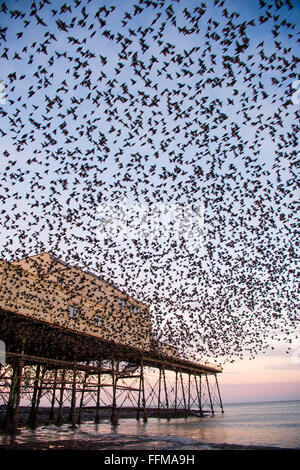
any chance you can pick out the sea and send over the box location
[1,400,299,451]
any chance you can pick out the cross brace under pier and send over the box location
[0,310,223,434]
[0,351,223,434]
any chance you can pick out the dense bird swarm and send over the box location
[0,0,299,364]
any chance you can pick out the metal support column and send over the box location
[205,373,214,415]
[180,370,187,417]
[199,373,202,412]
[158,367,162,417]
[28,364,41,426]
[140,359,148,423]
[194,373,203,417]
[174,370,178,417]
[111,357,118,426]
[70,363,77,429]
[48,367,58,421]
[77,370,88,424]
[30,365,47,428]
[8,337,25,434]
[188,373,191,412]
[136,364,142,421]
[4,363,18,432]
[94,369,101,423]
[162,366,170,419]
[215,373,224,413]
[56,368,66,425]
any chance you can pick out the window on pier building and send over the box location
[68,305,80,319]
[142,309,148,318]
[94,315,102,327]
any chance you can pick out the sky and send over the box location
[0,0,299,404]
[220,344,300,403]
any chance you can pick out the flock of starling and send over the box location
[0,0,299,364]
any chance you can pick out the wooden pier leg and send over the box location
[174,370,178,417]
[94,369,101,423]
[215,373,224,413]
[48,368,58,421]
[77,371,88,425]
[205,373,214,416]
[162,367,170,420]
[111,358,118,426]
[140,359,148,423]
[56,369,66,425]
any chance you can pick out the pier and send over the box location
[0,253,223,434]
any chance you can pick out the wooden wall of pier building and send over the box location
[0,253,152,352]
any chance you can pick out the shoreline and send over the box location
[0,436,296,451]
[0,405,193,428]
[0,405,299,452]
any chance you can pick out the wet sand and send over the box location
[0,437,288,451]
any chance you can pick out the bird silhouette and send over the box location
[0,0,298,369]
